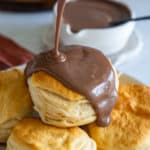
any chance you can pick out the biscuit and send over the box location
[116,84,150,116]
[87,84,150,150]
[0,69,33,143]
[28,70,118,127]
[6,118,96,150]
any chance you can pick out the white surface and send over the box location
[0,0,150,86]
[117,0,150,86]
[109,31,143,67]
[53,2,135,55]
[0,11,53,54]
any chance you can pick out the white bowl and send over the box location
[53,1,135,55]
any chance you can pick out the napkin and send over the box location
[0,34,34,70]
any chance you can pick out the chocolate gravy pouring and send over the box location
[25,0,118,126]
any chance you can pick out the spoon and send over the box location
[110,16,150,27]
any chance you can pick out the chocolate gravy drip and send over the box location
[25,0,118,126]
[25,46,117,126]
[54,0,66,62]
[63,0,131,32]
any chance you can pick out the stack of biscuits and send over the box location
[1,69,97,150]
[0,69,150,150]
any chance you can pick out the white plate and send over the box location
[0,67,142,150]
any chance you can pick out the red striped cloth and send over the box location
[0,34,34,70]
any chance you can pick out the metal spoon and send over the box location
[110,16,150,27]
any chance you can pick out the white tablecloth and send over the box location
[0,0,150,85]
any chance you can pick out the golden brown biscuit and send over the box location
[116,84,150,116]
[87,84,150,150]
[88,110,150,150]
[6,118,96,150]
[28,70,118,127]
[0,69,33,143]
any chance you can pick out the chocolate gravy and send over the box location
[25,0,118,126]
[63,0,131,32]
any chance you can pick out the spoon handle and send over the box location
[132,16,150,21]
[111,15,150,27]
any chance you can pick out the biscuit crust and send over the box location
[88,84,150,150]
[0,69,33,143]
[28,72,96,127]
[7,118,96,150]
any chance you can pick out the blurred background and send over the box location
[0,0,57,11]
[0,0,150,85]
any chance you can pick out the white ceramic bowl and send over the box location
[53,1,135,55]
